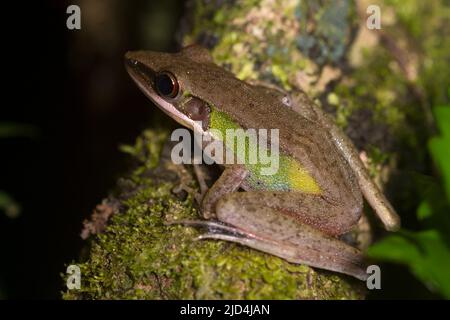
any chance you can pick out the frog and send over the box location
[124,45,400,281]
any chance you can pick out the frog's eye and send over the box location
[154,72,179,99]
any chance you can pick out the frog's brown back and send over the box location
[177,58,361,206]
[201,71,361,208]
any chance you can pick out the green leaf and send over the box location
[429,106,450,201]
[368,100,450,298]
[427,149,450,198]
[433,105,450,137]
[368,230,450,298]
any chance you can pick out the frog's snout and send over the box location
[124,51,140,69]
[124,51,157,84]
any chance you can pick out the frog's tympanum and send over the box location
[125,45,400,281]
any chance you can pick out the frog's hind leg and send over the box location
[166,202,367,280]
[197,232,368,281]
[219,191,361,237]
[197,204,367,281]
[211,191,367,280]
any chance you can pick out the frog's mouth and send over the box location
[124,52,205,136]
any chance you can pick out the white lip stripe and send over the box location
[127,68,201,132]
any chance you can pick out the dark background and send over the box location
[0,0,183,299]
[0,0,442,299]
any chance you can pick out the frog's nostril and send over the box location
[125,58,139,68]
[124,52,139,67]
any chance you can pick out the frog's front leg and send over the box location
[192,164,210,204]
[207,191,368,281]
[200,165,248,219]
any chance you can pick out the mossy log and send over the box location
[63,0,433,299]
[63,129,365,299]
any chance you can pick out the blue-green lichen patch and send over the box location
[62,129,365,300]
[184,0,357,95]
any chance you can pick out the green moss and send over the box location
[63,129,365,300]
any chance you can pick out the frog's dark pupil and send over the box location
[155,73,177,98]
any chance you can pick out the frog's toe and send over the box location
[164,219,246,236]
[172,183,195,197]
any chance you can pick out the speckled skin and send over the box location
[125,45,400,281]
